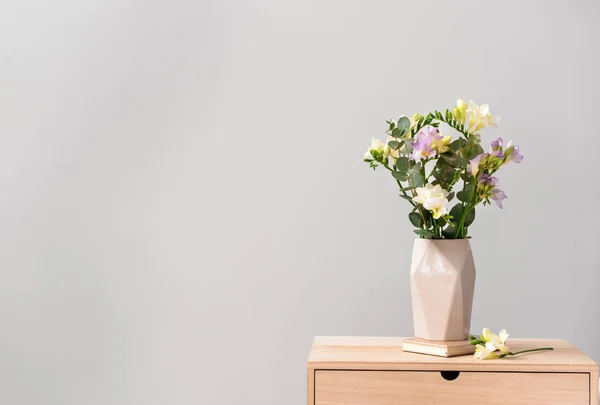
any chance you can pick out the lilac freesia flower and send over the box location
[410,126,442,161]
[504,142,524,164]
[468,153,489,176]
[491,188,508,208]
[490,137,504,158]
[479,173,499,187]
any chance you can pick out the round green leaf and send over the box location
[391,128,403,138]
[397,116,411,135]
[395,157,409,173]
[391,170,408,182]
[449,138,467,152]
[409,212,423,228]
[410,172,424,187]
[457,184,473,202]
[442,224,457,239]
[462,143,484,160]
[449,203,463,224]
[464,207,476,227]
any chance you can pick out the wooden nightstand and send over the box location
[307,336,598,405]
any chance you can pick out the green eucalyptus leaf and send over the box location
[464,207,476,227]
[449,139,466,152]
[442,224,457,239]
[388,140,400,149]
[441,152,468,168]
[411,172,424,187]
[457,184,473,202]
[391,170,408,182]
[397,116,411,136]
[462,143,484,160]
[449,203,463,224]
[421,207,432,222]
[432,159,456,186]
[397,116,410,129]
[399,194,413,202]
[413,229,436,238]
[395,156,409,173]
[391,128,403,138]
[409,212,423,228]
[408,162,421,175]
[447,192,455,202]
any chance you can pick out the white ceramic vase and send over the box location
[410,238,476,341]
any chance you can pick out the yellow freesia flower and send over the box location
[482,328,510,354]
[467,100,500,133]
[455,99,467,124]
[432,135,452,154]
[474,343,501,360]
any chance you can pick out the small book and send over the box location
[402,337,475,357]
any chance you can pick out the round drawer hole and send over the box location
[440,371,460,381]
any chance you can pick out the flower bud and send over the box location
[457,99,467,120]
[453,107,462,124]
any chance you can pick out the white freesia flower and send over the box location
[474,342,501,360]
[413,184,449,219]
[364,137,385,159]
[482,328,511,354]
[426,197,449,219]
[467,100,500,133]
[473,327,553,360]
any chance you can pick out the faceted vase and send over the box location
[410,238,476,341]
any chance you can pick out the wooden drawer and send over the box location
[308,337,599,405]
[315,370,590,405]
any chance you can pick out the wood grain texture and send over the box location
[308,336,599,373]
[591,370,598,405]
[315,370,589,405]
[307,368,314,405]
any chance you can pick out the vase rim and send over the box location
[413,238,471,242]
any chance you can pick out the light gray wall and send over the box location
[1,0,599,404]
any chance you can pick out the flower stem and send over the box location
[509,347,554,356]
[381,164,416,207]
[432,113,472,139]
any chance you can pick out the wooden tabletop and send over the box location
[308,336,598,373]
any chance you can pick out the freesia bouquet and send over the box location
[364,99,523,239]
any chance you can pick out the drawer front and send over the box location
[315,370,589,405]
